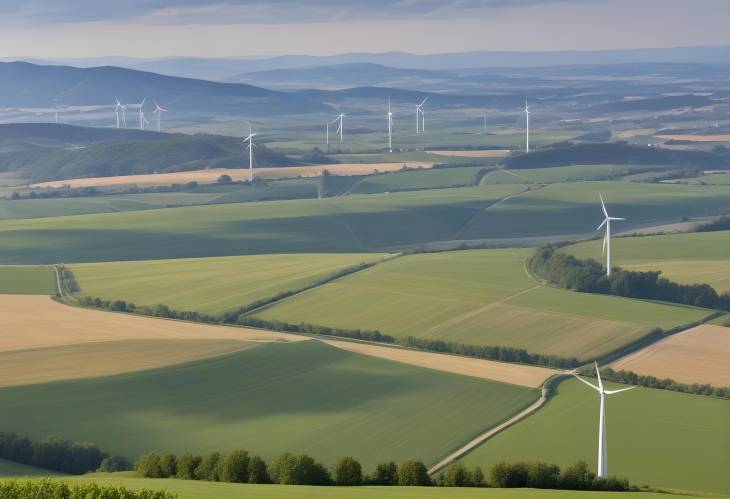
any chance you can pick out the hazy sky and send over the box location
[1,0,729,58]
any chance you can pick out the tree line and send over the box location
[489,460,629,491]
[0,432,130,475]
[529,245,730,311]
[0,479,175,499]
[580,366,730,400]
[694,215,730,232]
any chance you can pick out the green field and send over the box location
[0,459,63,477]
[689,172,730,185]
[0,341,537,470]
[70,253,386,315]
[480,165,663,185]
[41,475,705,499]
[0,265,56,294]
[253,249,710,360]
[349,167,486,194]
[565,231,730,293]
[456,378,730,494]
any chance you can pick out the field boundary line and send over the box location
[451,185,537,239]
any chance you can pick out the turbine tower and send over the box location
[336,113,345,142]
[243,124,257,182]
[574,363,634,478]
[153,100,168,132]
[596,193,626,277]
[138,98,148,130]
[387,98,393,153]
[415,97,427,134]
[524,100,530,152]
[114,98,126,129]
[483,111,487,134]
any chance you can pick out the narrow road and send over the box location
[427,386,548,475]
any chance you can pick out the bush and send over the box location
[247,455,270,483]
[98,455,133,472]
[219,449,250,483]
[158,453,177,478]
[397,460,431,486]
[137,453,164,478]
[0,478,176,498]
[490,461,528,487]
[333,456,362,486]
[195,452,221,481]
[217,174,232,184]
[369,461,398,485]
[269,452,330,485]
[175,453,201,480]
[488,461,629,491]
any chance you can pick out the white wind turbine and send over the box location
[596,193,626,277]
[574,363,634,478]
[243,124,257,182]
[153,100,168,132]
[524,100,530,152]
[138,98,148,130]
[415,97,427,133]
[335,112,345,142]
[483,111,487,134]
[114,97,126,129]
[387,98,394,153]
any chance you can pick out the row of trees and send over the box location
[529,245,730,310]
[136,451,435,487]
[0,433,129,475]
[581,367,730,400]
[490,461,629,491]
[0,479,174,499]
[694,215,730,232]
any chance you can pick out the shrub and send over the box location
[490,461,529,487]
[175,454,201,480]
[247,455,270,484]
[333,456,362,486]
[158,453,177,478]
[369,461,398,485]
[397,460,431,486]
[0,478,176,498]
[219,449,250,483]
[137,453,164,478]
[217,174,232,184]
[195,452,221,481]
[98,455,133,472]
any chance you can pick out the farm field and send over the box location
[690,172,730,184]
[254,249,711,360]
[45,475,704,499]
[427,149,510,158]
[70,253,386,315]
[0,184,525,263]
[32,162,435,189]
[348,166,487,194]
[456,378,730,494]
[0,459,63,477]
[611,324,730,386]
[480,164,662,184]
[0,341,538,470]
[0,265,55,294]
[565,230,730,292]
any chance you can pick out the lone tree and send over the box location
[217,174,233,184]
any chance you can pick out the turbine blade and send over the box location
[420,97,428,106]
[610,217,626,221]
[596,218,607,231]
[572,374,601,392]
[605,386,636,395]
[599,193,608,218]
[594,361,604,391]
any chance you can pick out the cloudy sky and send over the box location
[1,0,728,58]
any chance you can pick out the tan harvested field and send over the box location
[427,150,510,158]
[656,134,730,142]
[0,339,254,387]
[32,162,435,189]
[0,294,307,354]
[320,339,556,388]
[611,325,730,386]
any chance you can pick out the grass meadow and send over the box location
[565,231,730,293]
[0,341,537,470]
[0,265,56,294]
[253,249,710,360]
[480,164,663,185]
[455,378,730,494]
[70,253,386,315]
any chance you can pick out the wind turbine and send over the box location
[596,193,626,277]
[243,124,257,182]
[574,363,634,478]
[387,98,393,153]
[138,98,148,130]
[524,100,530,152]
[483,111,487,134]
[153,100,168,132]
[415,97,427,133]
[114,97,126,129]
[335,112,345,142]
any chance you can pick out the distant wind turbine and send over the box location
[387,98,393,153]
[153,100,168,132]
[524,100,530,152]
[335,112,345,142]
[138,98,148,130]
[415,97,427,134]
[114,97,126,129]
[483,111,487,134]
[596,193,625,277]
[574,363,635,478]
[243,124,257,182]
